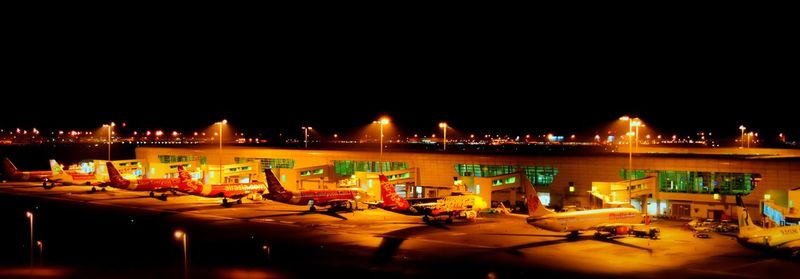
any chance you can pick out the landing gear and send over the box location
[309,205,316,212]
[222,198,232,208]
[90,187,97,193]
[422,216,431,223]
[237,199,242,204]
[568,231,580,240]
[159,193,168,201]
[149,191,155,197]
[445,216,453,224]
[101,187,106,191]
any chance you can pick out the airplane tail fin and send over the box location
[522,171,555,217]
[379,174,409,210]
[2,157,19,176]
[176,165,193,184]
[735,195,761,236]
[264,168,287,194]
[106,162,130,188]
[49,159,64,175]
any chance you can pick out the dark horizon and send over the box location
[3,25,795,140]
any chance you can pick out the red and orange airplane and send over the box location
[176,165,267,207]
[106,162,181,200]
[263,168,366,212]
[2,158,52,182]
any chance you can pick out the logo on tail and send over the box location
[106,162,130,188]
[379,174,409,210]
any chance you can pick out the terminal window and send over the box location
[333,160,409,176]
[455,164,558,186]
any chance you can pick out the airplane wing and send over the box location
[778,239,800,250]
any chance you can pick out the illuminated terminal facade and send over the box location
[135,146,800,224]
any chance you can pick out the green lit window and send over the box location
[300,170,311,176]
[619,169,647,180]
[235,157,296,172]
[454,164,558,187]
[653,170,757,195]
[158,155,206,165]
[505,177,516,184]
[333,160,409,176]
[386,172,412,181]
[313,169,324,175]
[493,179,503,186]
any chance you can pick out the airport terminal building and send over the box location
[135,146,800,224]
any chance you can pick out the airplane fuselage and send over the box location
[183,182,267,198]
[739,226,800,248]
[526,208,641,232]
[265,189,361,207]
[111,177,181,191]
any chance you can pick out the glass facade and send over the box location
[235,157,296,172]
[622,169,758,195]
[158,155,207,165]
[619,169,647,180]
[385,172,411,181]
[454,164,558,186]
[333,160,409,176]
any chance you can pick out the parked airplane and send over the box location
[107,162,181,200]
[735,195,800,257]
[45,160,106,189]
[523,173,643,239]
[377,174,488,223]
[2,157,52,182]
[176,166,267,207]
[263,168,365,211]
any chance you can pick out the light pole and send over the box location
[26,211,33,269]
[102,122,115,161]
[739,125,746,149]
[747,132,753,149]
[36,240,43,266]
[216,120,227,184]
[373,118,389,173]
[620,116,640,203]
[302,126,312,149]
[439,122,448,151]
[174,230,188,279]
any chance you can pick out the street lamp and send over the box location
[373,117,390,173]
[215,120,227,184]
[26,211,33,269]
[174,230,188,279]
[438,122,448,151]
[739,125,746,149]
[102,122,115,161]
[36,240,43,266]
[620,116,641,203]
[301,126,312,149]
[747,132,753,149]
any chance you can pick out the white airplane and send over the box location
[735,195,800,257]
[523,174,644,239]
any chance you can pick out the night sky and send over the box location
[2,26,794,140]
